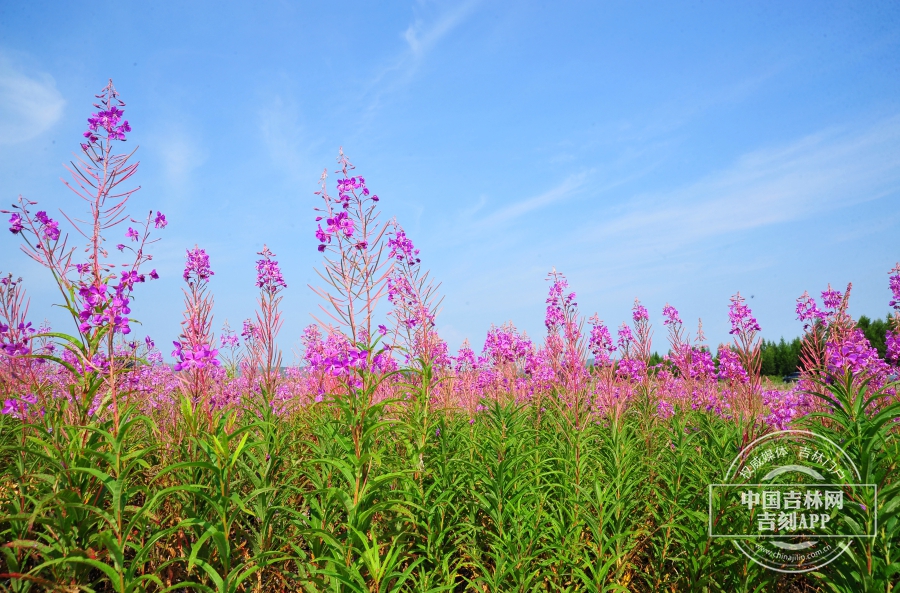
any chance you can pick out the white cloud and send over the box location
[404,0,480,59]
[586,116,900,254]
[157,127,208,192]
[259,94,317,183]
[0,55,65,145]
[478,171,590,226]
[362,1,481,113]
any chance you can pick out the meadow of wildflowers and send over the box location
[2,81,900,592]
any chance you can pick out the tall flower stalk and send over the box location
[383,222,445,369]
[310,149,392,342]
[0,274,41,407]
[173,246,219,415]
[248,245,287,395]
[543,269,590,414]
[725,291,762,445]
[3,80,164,425]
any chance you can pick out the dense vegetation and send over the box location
[2,79,899,592]
[2,375,899,592]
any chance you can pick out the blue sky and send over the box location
[1,1,899,360]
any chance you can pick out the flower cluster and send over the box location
[633,302,650,323]
[0,321,34,356]
[76,271,146,335]
[689,348,717,378]
[83,104,130,145]
[795,291,825,331]
[8,213,23,234]
[717,345,748,383]
[762,387,810,431]
[301,326,381,390]
[183,247,213,283]
[825,328,889,378]
[171,341,221,372]
[887,331,900,365]
[483,324,534,367]
[241,319,259,342]
[587,315,615,366]
[454,341,478,371]
[387,229,420,265]
[545,275,576,332]
[727,292,760,336]
[821,285,843,310]
[617,323,634,356]
[316,211,357,251]
[885,262,900,311]
[255,245,287,295]
[34,211,60,241]
[616,357,646,382]
[337,176,375,204]
[1,392,38,419]
[220,330,240,349]
[662,303,681,326]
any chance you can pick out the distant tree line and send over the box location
[759,337,803,377]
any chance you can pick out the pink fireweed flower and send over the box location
[1,393,38,419]
[154,211,167,229]
[727,292,760,335]
[633,301,650,323]
[544,274,575,332]
[886,331,900,365]
[717,345,749,383]
[315,224,331,247]
[588,315,615,366]
[34,211,60,241]
[326,211,354,238]
[255,245,287,295]
[825,328,890,379]
[795,290,825,331]
[387,229,420,264]
[85,104,130,144]
[889,263,900,311]
[183,246,213,283]
[8,213,24,234]
[171,342,221,372]
[821,285,843,310]
[455,341,477,371]
[616,358,647,382]
[617,323,634,354]
[126,227,139,241]
[662,303,681,326]
[483,323,534,367]
[241,319,259,342]
[690,347,716,378]
[220,331,239,349]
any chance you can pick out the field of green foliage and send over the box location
[2,373,898,593]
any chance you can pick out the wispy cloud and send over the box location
[478,171,590,226]
[403,0,480,59]
[0,55,65,145]
[585,116,900,254]
[433,115,900,350]
[362,1,481,114]
[153,126,208,194]
[259,94,317,183]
